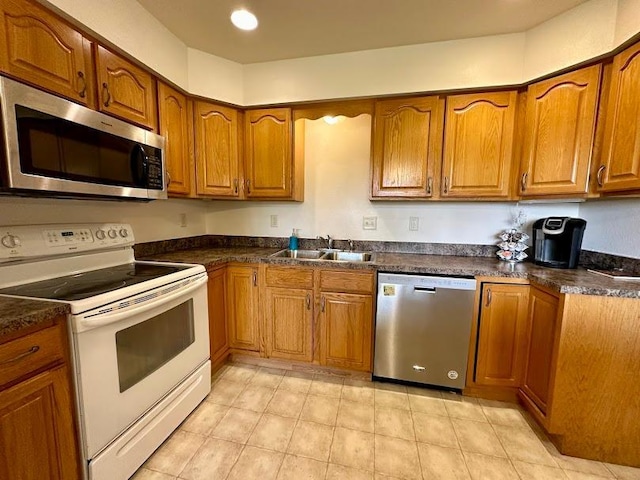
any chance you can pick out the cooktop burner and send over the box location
[0,263,191,301]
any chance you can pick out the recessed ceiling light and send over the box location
[231,9,258,31]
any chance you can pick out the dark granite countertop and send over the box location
[141,247,640,299]
[0,297,70,338]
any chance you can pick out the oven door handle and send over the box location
[77,274,207,330]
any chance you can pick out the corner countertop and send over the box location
[142,247,640,299]
[0,297,70,339]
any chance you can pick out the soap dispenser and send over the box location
[289,228,299,250]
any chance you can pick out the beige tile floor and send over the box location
[132,363,640,480]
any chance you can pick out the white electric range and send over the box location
[0,224,211,480]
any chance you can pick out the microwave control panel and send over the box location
[0,224,134,261]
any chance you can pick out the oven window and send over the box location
[116,300,195,392]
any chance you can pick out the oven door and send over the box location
[72,273,209,458]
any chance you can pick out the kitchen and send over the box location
[0,0,640,479]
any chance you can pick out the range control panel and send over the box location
[0,224,134,262]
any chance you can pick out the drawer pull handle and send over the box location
[252,270,257,286]
[0,345,40,365]
[306,293,311,310]
[246,179,251,194]
[321,296,326,312]
[521,172,528,192]
[426,177,433,195]
[234,178,239,195]
[166,171,172,188]
[77,71,87,98]
[486,288,492,307]
[102,83,111,107]
[596,165,606,187]
[443,176,449,194]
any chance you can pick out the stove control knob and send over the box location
[1,234,20,248]
[108,229,118,239]
[95,229,106,240]
[119,229,129,238]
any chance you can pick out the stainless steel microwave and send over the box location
[0,76,166,200]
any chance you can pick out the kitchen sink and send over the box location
[321,251,373,262]
[269,249,374,262]
[270,249,326,259]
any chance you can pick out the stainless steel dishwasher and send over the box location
[374,273,477,390]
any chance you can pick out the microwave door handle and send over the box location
[77,275,207,331]
[131,144,149,186]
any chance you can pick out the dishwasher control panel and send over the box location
[378,273,476,291]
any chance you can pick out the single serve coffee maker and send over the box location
[532,217,587,269]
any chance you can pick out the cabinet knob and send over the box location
[596,165,606,188]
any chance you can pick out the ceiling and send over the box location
[137,0,589,64]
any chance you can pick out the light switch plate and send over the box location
[409,217,419,231]
[363,216,377,230]
[270,215,278,228]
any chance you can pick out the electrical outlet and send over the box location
[270,214,279,228]
[363,216,377,230]
[409,217,419,231]
[179,213,187,228]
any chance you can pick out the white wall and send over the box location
[242,34,526,105]
[615,0,640,44]
[579,199,640,258]
[0,197,208,243]
[205,116,579,245]
[523,0,617,80]
[187,48,244,105]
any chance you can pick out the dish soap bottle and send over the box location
[289,228,299,251]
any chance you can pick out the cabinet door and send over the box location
[244,108,293,198]
[599,43,640,192]
[442,92,517,198]
[521,288,560,414]
[264,287,313,362]
[0,0,94,106]
[96,45,157,130]
[226,265,260,351]
[520,65,601,196]
[475,284,529,387]
[158,82,193,196]
[0,366,80,480]
[207,267,228,364]
[195,102,241,197]
[371,96,444,198]
[320,292,373,372]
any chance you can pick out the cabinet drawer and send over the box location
[265,266,314,289]
[0,322,66,389]
[319,270,374,294]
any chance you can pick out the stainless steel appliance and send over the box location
[0,224,209,480]
[374,273,477,390]
[532,217,587,269]
[0,76,166,200]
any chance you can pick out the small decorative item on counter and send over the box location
[496,229,529,263]
[289,228,299,251]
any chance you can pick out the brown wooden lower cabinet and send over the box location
[264,287,313,362]
[207,266,228,365]
[226,264,260,351]
[319,292,373,372]
[0,319,80,480]
[520,286,559,414]
[474,283,529,388]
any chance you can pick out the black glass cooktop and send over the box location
[0,263,190,301]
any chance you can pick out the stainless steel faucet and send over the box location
[317,235,333,249]
[348,239,354,251]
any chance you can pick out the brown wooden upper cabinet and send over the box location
[519,65,601,197]
[245,108,303,200]
[598,42,640,193]
[441,92,517,198]
[0,0,94,106]
[194,101,242,197]
[371,96,444,199]
[95,45,157,130]
[158,82,193,196]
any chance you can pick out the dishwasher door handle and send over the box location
[414,286,436,293]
